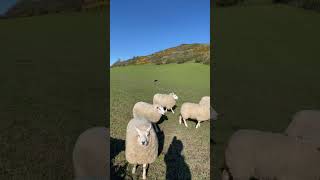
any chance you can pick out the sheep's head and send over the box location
[154,104,165,115]
[170,92,178,100]
[135,124,152,146]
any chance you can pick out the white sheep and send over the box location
[179,102,210,128]
[153,92,178,114]
[73,127,109,179]
[285,110,320,146]
[132,101,165,132]
[125,117,158,180]
[223,129,320,180]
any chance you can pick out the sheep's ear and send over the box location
[135,126,142,136]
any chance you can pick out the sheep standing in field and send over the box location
[199,96,219,121]
[73,127,109,179]
[179,102,210,128]
[222,129,320,180]
[153,92,178,114]
[133,101,165,132]
[285,110,320,146]
[125,117,158,180]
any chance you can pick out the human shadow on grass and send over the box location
[164,136,191,180]
[110,137,133,180]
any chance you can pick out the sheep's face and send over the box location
[155,105,165,115]
[135,124,152,146]
[170,93,178,100]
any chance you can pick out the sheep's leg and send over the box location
[171,108,175,114]
[179,115,182,124]
[196,121,200,128]
[182,117,188,127]
[132,164,137,174]
[165,108,168,113]
[142,164,147,179]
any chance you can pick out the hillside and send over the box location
[111,43,210,67]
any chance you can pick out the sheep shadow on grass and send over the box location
[111,137,132,180]
[164,136,191,180]
[157,130,165,156]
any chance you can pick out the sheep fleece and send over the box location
[286,110,320,143]
[73,127,108,178]
[153,94,176,109]
[199,96,210,106]
[225,129,320,180]
[133,102,162,123]
[180,102,210,122]
[125,118,158,165]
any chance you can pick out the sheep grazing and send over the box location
[285,110,320,146]
[223,129,320,180]
[73,127,109,179]
[179,102,210,128]
[132,101,165,132]
[125,117,158,180]
[153,92,178,114]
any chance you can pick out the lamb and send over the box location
[125,117,158,180]
[73,127,109,179]
[222,129,320,180]
[132,101,165,132]
[179,102,210,128]
[285,110,320,146]
[153,92,178,114]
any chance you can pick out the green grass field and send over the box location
[0,11,107,179]
[214,4,320,179]
[110,63,210,179]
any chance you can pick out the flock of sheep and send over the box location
[222,110,320,180]
[126,92,217,179]
[71,92,217,179]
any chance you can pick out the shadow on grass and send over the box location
[164,136,191,180]
[157,130,165,156]
[110,137,133,180]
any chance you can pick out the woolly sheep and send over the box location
[285,110,320,146]
[179,102,210,128]
[73,127,109,179]
[153,92,178,114]
[125,117,158,180]
[132,101,165,132]
[223,129,320,180]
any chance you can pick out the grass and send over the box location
[110,63,210,179]
[213,4,320,179]
[0,11,107,179]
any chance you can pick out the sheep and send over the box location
[153,92,178,114]
[222,129,320,180]
[73,127,109,179]
[179,102,210,128]
[132,101,165,132]
[125,117,158,180]
[285,110,320,146]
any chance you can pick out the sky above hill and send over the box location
[110,0,210,65]
[0,0,17,15]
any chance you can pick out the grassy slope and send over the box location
[110,63,210,179]
[0,11,106,179]
[214,5,320,179]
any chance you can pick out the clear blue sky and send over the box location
[110,0,210,65]
[0,0,17,15]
